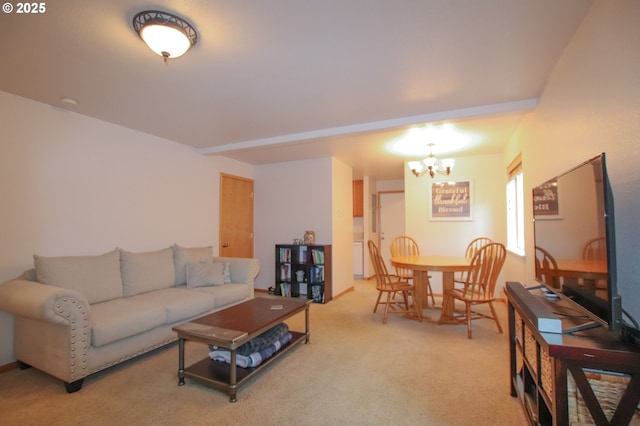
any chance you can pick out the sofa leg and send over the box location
[65,379,84,393]
[17,360,32,370]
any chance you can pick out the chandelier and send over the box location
[133,10,198,63]
[408,143,455,178]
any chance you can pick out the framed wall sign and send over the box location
[532,178,561,219]
[429,180,473,221]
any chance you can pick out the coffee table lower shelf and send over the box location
[181,330,306,401]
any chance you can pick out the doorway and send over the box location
[219,173,254,257]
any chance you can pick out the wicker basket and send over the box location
[567,369,640,425]
[515,311,523,344]
[524,327,538,374]
[540,350,553,400]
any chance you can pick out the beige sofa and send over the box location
[0,245,260,392]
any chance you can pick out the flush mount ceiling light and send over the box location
[133,10,198,63]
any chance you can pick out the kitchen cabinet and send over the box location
[353,180,363,217]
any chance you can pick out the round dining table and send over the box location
[554,258,607,290]
[390,255,471,322]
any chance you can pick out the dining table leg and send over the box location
[409,270,431,321]
[439,271,457,324]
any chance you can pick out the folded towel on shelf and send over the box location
[210,322,289,356]
[209,350,259,368]
[209,332,293,368]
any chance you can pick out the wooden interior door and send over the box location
[219,173,254,257]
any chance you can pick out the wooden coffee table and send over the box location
[172,296,311,402]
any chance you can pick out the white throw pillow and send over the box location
[173,245,213,285]
[186,262,225,288]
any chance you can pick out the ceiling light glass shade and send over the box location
[133,10,198,62]
[441,158,455,170]
[140,25,191,59]
[408,160,427,175]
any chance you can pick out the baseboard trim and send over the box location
[332,286,354,300]
[255,287,355,301]
[254,287,507,304]
[0,361,18,374]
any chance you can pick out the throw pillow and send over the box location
[222,261,232,283]
[34,249,123,304]
[121,247,175,296]
[172,244,213,285]
[186,262,225,288]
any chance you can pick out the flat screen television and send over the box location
[532,153,622,332]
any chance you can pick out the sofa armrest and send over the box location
[0,279,91,327]
[213,257,261,286]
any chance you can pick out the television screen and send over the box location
[532,153,620,331]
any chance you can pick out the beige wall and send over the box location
[254,158,333,292]
[404,154,508,294]
[331,158,355,297]
[0,91,254,365]
[253,157,353,298]
[504,0,640,321]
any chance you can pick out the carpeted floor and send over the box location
[0,279,527,425]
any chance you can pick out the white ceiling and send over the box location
[0,0,594,180]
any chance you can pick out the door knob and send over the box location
[222,242,229,248]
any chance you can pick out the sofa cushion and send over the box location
[121,248,175,297]
[90,298,167,347]
[173,245,213,285]
[130,287,216,323]
[186,262,224,288]
[193,283,252,309]
[34,249,123,304]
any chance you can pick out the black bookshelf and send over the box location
[275,244,332,303]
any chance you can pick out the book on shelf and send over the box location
[311,284,324,303]
[308,265,324,283]
[298,245,308,263]
[279,282,291,297]
[279,264,291,280]
[279,247,292,263]
[310,248,324,264]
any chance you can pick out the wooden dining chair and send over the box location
[439,242,506,339]
[581,237,607,290]
[535,246,561,289]
[389,235,435,306]
[582,237,607,261]
[368,240,415,324]
[454,237,493,285]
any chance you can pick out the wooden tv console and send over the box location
[505,282,640,425]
